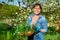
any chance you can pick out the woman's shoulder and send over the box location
[29,13,34,16]
[28,13,34,18]
[39,14,46,20]
[39,14,45,18]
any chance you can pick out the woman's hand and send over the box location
[40,29,46,33]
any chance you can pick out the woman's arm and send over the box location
[40,17,48,33]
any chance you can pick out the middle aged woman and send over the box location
[26,3,48,40]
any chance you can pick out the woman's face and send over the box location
[33,5,41,15]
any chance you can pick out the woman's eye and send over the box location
[34,7,40,9]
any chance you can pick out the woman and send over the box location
[26,3,47,40]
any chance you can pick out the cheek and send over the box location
[36,10,41,13]
[38,10,40,12]
[33,9,41,13]
[36,9,40,12]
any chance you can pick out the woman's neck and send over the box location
[34,14,40,16]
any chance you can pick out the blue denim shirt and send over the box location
[26,14,47,40]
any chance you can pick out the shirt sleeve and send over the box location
[26,16,31,26]
[26,14,33,26]
[41,16,48,32]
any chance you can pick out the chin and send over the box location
[35,14,40,15]
[35,13,40,14]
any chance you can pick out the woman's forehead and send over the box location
[34,5,40,8]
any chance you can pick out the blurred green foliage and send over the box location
[0,0,60,40]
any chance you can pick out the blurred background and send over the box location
[0,0,60,40]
